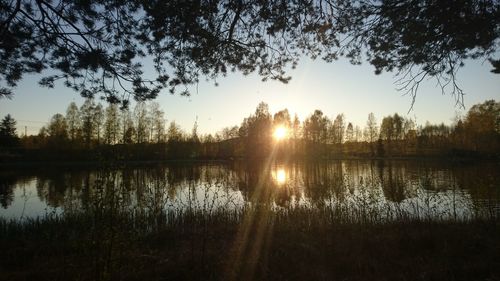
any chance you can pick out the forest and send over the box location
[1,99,498,162]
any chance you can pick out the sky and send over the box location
[0,56,498,136]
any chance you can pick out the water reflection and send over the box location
[0,161,498,220]
[273,168,287,185]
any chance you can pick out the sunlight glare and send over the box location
[273,126,288,141]
[276,169,286,185]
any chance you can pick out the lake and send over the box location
[1,160,499,221]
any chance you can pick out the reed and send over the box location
[1,203,498,281]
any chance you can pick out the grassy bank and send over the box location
[1,208,499,281]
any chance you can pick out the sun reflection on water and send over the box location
[274,168,287,185]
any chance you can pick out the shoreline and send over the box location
[1,155,498,168]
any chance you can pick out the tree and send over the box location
[465,100,500,134]
[380,114,407,156]
[354,125,362,143]
[462,100,500,152]
[93,103,104,144]
[365,113,378,156]
[292,114,301,140]
[0,114,18,146]
[121,108,135,144]
[303,110,329,156]
[365,113,378,142]
[345,122,354,143]
[331,114,345,147]
[273,109,292,129]
[190,119,200,143]
[167,121,183,142]
[2,1,498,104]
[80,99,96,147]
[291,114,301,155]
[65,102,81,141]
[380,116,394,141]
[133,102,148,143]
[402,117,417,154]
[221,126,239,140]
[103,103,120,144]
[0,1,317,102]
[332,1,500,106]
[393,114,404,141]
[47,113,68,143]
[240,102,272,157]
[149,102,165,143]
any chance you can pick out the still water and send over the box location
[1,160,499,221]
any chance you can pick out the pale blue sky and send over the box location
[0,56,498,136]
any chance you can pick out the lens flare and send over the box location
[273,126,287,141]
[275,168,287,185]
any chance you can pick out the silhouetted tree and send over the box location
[273,109,292,129]
[292,114,301,140]
[0,114,19,147]
[149,102,165,143]
[354,125,362,143]
[221,126,239,140]
[273,109,292,156]
[403,117,417,154]
[2,1,498,104]
[378,113,410,155]
[331,114,345,153]
[167,121,185,158]
[380,115,395,156]
[46,113,68,146]
[134,102,148,144]
[345,122,354,143]
[93,103,104,144]
[463,100,500,152]
[189,119,202,158]
[240,102,272,158]
[65,102,81,142]
[167,121,183,142]
[365,113,378,146]
[9,99,500,160]
[80,99,96,147]
[121,108,135,144]
[332,0,500,105]
[191,119,200,143]
[291,114,301,155]
[104,104,120,144]
[303,110,329,157]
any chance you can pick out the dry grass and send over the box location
[1,206,499,281]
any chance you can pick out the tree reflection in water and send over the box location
[0,161,498,221]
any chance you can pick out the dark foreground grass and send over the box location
[1,209,499,281]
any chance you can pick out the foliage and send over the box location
[462,99,500,152]
[1,0,499,105]
[0,161,499,278]
[0,114,18,146]
[239,102,272,157]
[6,99,500,160]
[302,109,330,156]
[2,211,499,281]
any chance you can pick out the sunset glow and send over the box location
[275,169,287,185]
[273,126,288,141]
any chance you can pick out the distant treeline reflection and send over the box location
[0,100,498,161]
[1,161,498,221]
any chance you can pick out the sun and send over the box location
[273,168,287,185]
[276,169,287,184]
[273,126,288,141]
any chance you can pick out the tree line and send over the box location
[0,100,498,161]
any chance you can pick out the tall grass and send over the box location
[1,204,499,281]
[1,162,498,280]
